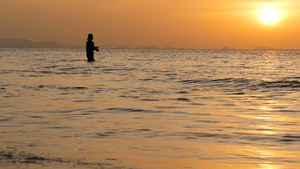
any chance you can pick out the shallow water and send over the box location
[0,48,300,169]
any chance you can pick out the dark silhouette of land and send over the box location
[0,38,78,48]
[255,46,276,50]
[136,45,160,49]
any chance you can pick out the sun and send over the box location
[256,2,285,25]
[258,9,282,24]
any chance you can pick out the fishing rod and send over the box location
[96,44,116,48]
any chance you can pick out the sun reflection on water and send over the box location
[259,163,281,169]
[255,125,278,135]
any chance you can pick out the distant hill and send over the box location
[0,38,79,48]
[115,45,131,49]
[222,46,231,50]
[255,46,276,50]
[162,46,176,50]
[136,45,160,49]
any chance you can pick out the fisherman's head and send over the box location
[87,33,93,40]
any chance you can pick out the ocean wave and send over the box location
[0,148,127,169]
[180,78,300,92]
[258,80,300,88]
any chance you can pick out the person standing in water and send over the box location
[86,33,99,62]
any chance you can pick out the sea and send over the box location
[0,48,299,169]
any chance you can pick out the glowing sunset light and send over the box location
[258,9,283,24]
[1,0,300,49]
[257,3,284,25]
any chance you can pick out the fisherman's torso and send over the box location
[86,40,95,55]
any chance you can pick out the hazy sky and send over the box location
[1,0,300,49]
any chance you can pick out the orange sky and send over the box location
[1,0,300,49]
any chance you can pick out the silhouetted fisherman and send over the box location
[86,33,99,62]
